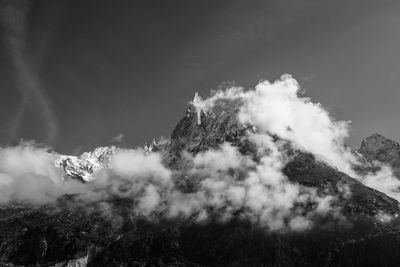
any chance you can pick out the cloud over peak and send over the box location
[0,74,400,232]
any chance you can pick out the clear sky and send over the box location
[0,0,399,154]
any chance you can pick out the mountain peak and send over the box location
[55,146,117,182]
[359,133,400,158]
[358,133,400,177]
[169,104,255,157]
[362,133,396,144]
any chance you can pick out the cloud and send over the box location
[110,149,171,182]
[2,74,400,232]
[111,133,124,143]
[0,144,174,206]
[191,74,400,204]
[0,0,58,144]
[0,139,335,231]
[363,165,400,201]
[0,142,86,204]
[165,138,335,231]
[192,74,355,174]
[191,142,253,171]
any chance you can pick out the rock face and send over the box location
[3,108,400,266]
[358,133,400,177]
[168,106,256,167]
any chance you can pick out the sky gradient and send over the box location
[0,0,399,154]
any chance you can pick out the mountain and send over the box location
[3,105,400,266]
[168,106,257,168]
[168,107,400,216]
[55,146,117,182]
[358,133,400,177]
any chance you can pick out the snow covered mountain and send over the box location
[55,146,117,182]
[54,139,165,182]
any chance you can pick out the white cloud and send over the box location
[110,149,171,183]
[166,140,335,231]
[363,165,400,201]
[191,74,356,175]
[0,142,86,204]
[3,74,400,232]
[190,74,400,203]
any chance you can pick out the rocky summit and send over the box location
[2,105,400,266]
[358,133,400,178]
[167,106,257,167]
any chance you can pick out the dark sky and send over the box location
[0,0,399,154]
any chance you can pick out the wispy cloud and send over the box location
[0,0,58,145]
[111,133,124,143]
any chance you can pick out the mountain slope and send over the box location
[2,106,400,266]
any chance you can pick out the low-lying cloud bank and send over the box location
[0,139,334,231]
[94,138,334,231]
[0,142,86,204]
[1,74,400,231]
